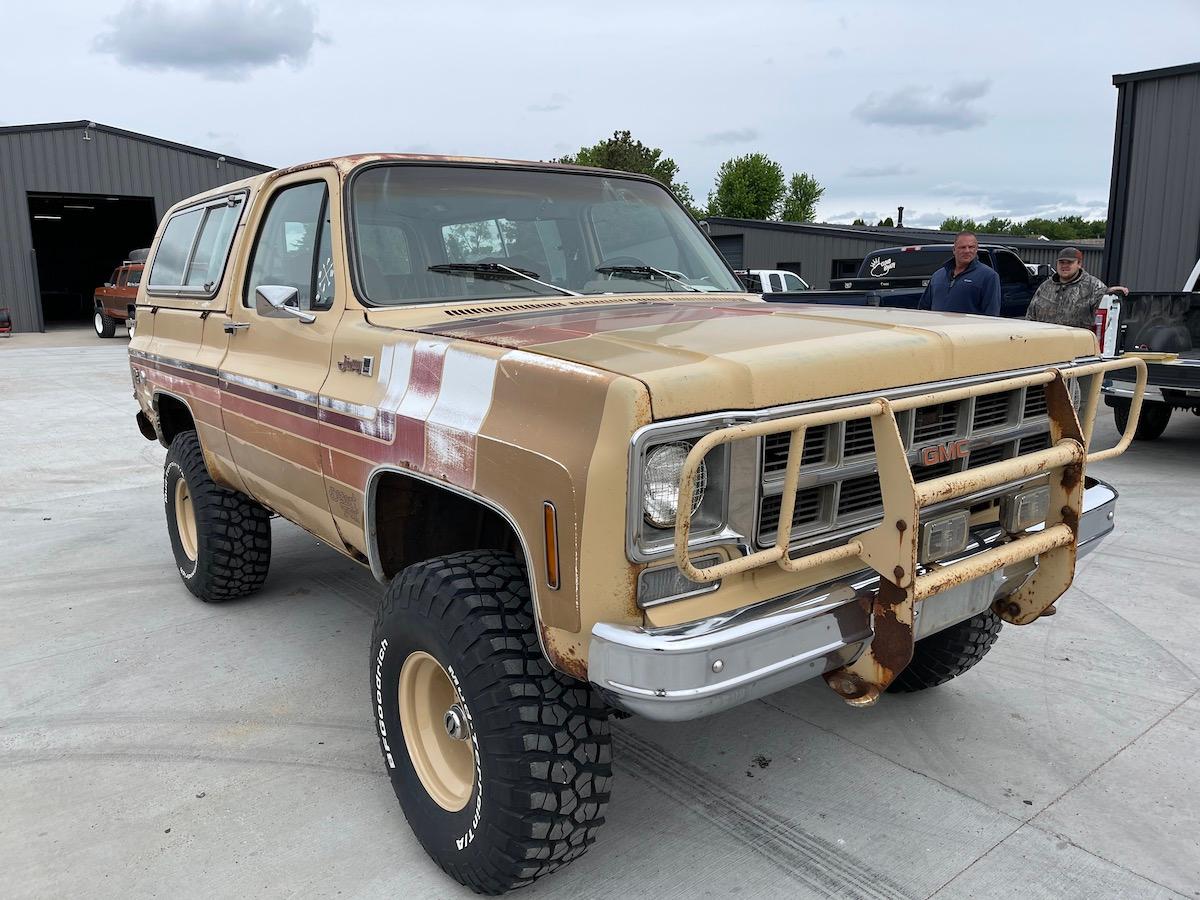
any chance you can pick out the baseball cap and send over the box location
[1056,247,1083,262]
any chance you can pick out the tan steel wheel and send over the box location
[174,478,198,561]
[398,650,475,812]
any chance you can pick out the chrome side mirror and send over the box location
[255,284,316,324]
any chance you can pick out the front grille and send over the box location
[1019,432,1051,454]
[756,384,1053,547]
[972,392,1013,430]
[912,402,961,444]
[843,418,876,458]
[758,487,824,541]
[763,426,828,475]
[837,474,883,517]
[1023,386,1048,419]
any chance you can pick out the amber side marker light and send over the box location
[543,501,560,590]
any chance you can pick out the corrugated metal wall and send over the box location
[0,122,269,332]
[1105,66,1200,291]
[707,222,1103,289]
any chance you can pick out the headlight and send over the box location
[642,442,708,528]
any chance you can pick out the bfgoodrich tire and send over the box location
[1112,398,1171,441]
[163,430,271,601]
[887,610,1003,693]
[370,550,612,895]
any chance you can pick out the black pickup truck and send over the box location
[766,244,1046,318]
[1098,260,1200,439]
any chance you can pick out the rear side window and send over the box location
[148,194,246,295]
[126,268,143,286]
[149,209,203,287]
[185,203,242,289]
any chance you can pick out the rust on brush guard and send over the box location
[868,579,914,678]
[1060,462,1082,491]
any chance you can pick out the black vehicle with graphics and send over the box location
[767,244,1046,318]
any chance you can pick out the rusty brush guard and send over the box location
[673,358,1147,706]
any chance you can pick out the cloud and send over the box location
[527,93,569,113]
[845,163,917,178]
[93,0,327,80]
[924,183,1106,220]
[853,79,991,133]
[696,128,759,146]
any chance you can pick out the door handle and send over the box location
[223,321,251,334]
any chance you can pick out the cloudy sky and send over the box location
[4,0,1198,226]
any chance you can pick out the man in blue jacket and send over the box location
[917,232,1001,316]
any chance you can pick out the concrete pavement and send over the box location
[1,330,1196,898]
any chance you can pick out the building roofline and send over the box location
[0,120,271,171]
[703,216,1102,249]
[1113,61,1200,86]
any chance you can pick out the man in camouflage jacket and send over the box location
[1026,247,1126,329]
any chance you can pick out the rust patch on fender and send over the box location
[540,622,588,681]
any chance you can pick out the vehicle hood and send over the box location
[366,297,1097,418]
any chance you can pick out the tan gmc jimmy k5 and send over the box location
[128,155,1146,894]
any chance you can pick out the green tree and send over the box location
[983,217,1014,234]
[940,216,982,233]
[556,129,702,217]
[851,217,867,226]
[779,172,825,222]
[876,217,895,227]
[707,153,786,219]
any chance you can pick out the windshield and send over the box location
[349,165,743,305]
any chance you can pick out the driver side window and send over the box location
[245,182,334,311]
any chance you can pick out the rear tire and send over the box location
[164,430,271,601]
[887,610,1002,693]
[1112,399,1171,440]
[370,550,612,894]
[94,311,117,338]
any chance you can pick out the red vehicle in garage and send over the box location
[93,258,144,338]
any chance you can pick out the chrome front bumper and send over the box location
[589,477,1118,721]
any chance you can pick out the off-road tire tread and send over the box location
[1112,399,1171,441]
[95,312,117,338]
[166,430,271,601]
[373,550,611,895]
[887,610,1003,693]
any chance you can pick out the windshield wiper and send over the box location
[594,264,701,292]
[428,262,580,297]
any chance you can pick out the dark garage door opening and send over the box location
[28,192,157,327]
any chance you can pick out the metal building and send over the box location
[1104,61,1200,291]
[705,217,1103,290]
[0,120,269,333]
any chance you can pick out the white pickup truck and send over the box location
[1098,258,1200,438]
[735,268,811,293]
